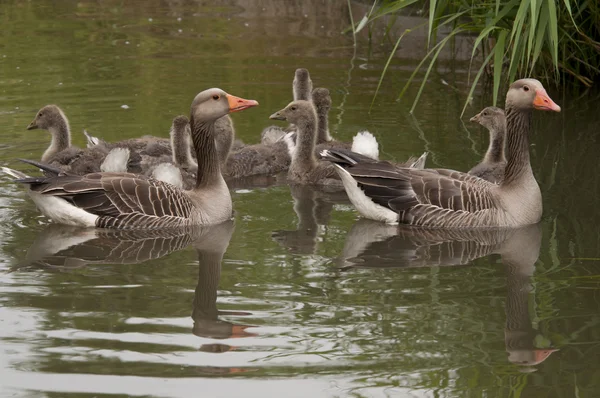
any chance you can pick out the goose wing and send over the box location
[322,149,500,227]
[18,160,195,229]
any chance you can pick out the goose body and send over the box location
[321,79,561,227]
[5,88,259,229]
[468,106,507,183]
[270,99,341,187]
[26,105,123,175]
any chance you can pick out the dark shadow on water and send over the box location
[338,220,557,369]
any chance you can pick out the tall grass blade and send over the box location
[526,0,543,72]
[547,0,560,75]
[471,26,500,59]
[411,30,462,114]
[355,0,378,33]
[493,30,508,106]
[531,5,550,72]
[396,33,448,102]
[461,50,495,117]
[562,0,579,31]
[355,15,369,33]
[370,29,410,111]
[428,0,438,47]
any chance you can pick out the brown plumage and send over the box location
[468,106,507,183]
[8,88,259,229]
[270,99,341,188]
[321,78,561,227]
[25,104,129,175]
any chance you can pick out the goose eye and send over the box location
[523,86,530,92]
[212,95,220,100]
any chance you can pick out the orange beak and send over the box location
[469,111,481,123]
[533,88,561,112]
[226,94,259,113]
[533,348,559,365]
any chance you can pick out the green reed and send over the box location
[350,0,600,115]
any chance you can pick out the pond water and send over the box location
[1,1,599,397]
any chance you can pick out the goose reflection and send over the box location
[339,220,557,368]
[191,220,255,353]
[272,184,349,254]
[16,223,209,270]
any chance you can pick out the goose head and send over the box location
[190,88,258,124]
[311,88,331,113]
[506,79,560,112]
[27,104,69,131]
[293,68,313,101]
[470,106,505,130]
[172,114,190,132]
[269,100,316,125]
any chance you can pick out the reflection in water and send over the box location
[189,221,257,376]
[339,221,557,368]
[272,184,349,254]
[191,220,255,350]
[16,224,207,270]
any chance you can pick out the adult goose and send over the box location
[261,68,313,145]
[468,106,507,183]
[320,79,560,227]
[5,88,258,229]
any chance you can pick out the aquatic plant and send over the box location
[349,0,600,114]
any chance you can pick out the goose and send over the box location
[320,78,561,227]
[285,88,382,160]
[269,99,341,187]
[468,106,507,183]
[27,104,73,163]
[260,68,313,145]
[26,104,135,175]
[3,88,259,229]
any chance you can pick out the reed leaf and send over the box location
[370,29,411,111]
[493,30,508,106]
[355,0,600,114]
[461,49,495,117]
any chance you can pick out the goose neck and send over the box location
[483,122,507,164]
[316,107,331,144]
[291,115,318,171]
[501,107,533,186]
[42,121,71,162]
[190,118,221,190]
[172,127,195,168]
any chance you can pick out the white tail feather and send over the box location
[410,152,428,169]
[83,129,101,148]
[283,132,297,158]
[351,131,379,160]
[100,148,130,173]
[151,163,183,189]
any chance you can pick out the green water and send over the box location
[1,1,599,397]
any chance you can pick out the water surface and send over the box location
[1,1,599,397]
